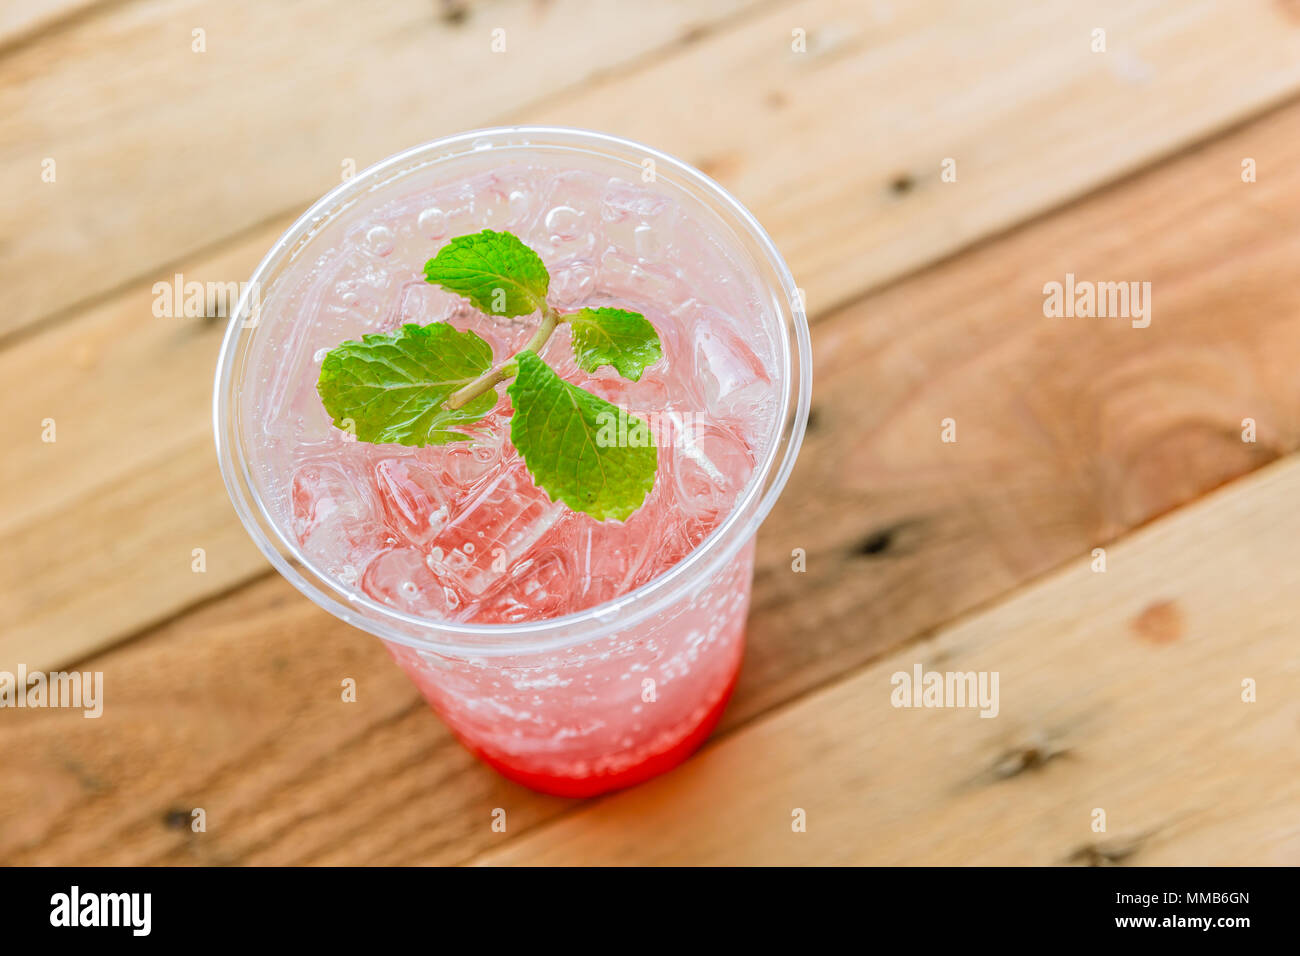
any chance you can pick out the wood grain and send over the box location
[478,455,1300,865]
[5,0,1300,338]
[0,572,567,865]
[4,89,1299,864]
[522,0,1300,319]
[0,0,100,51]
[7,1,1300,674]
[0,232,281,672]
[0,0,762,338]
[732,98,1300,721]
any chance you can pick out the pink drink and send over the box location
[216,129,809,796]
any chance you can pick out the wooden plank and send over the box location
[0,573,567,865]
[6,72,1300,683]
[0,0,761,338]
[0,0,101,51]
[729,101,1300,721]
[4,102,1299,865]
[6,0,1300,338]
[0,229,282,672]
[7,443,1293,866]
[522,0,1300,321]
[478,455,1300,865]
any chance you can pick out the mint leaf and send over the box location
[565,307,662,382]
[423,229,549,317]
[317,322,497,446]
[319,229,667,523]
[508,350,657,522]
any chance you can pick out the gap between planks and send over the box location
[470,453,1300,865]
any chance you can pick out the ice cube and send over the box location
[586,510,662,601]
[671,421,755,522]
[601,178,676,259]
[670,216,757,318]
[548,258,598,311]
[463,171,536,232]
[477,548,575,623]
[322,251,390,325]
[546,169,604,219]
[291,460,392,578]
[601,178,673,221]
[693,317,773,419]
[426,463,565,597]
[598,250,690,311]
[391,280,460,326]
[535,170,604,258]
[361,547,462,617]
[556,459,704,609]
[481,170,540,230]
[436,417,513,494]
[374,458,454,546]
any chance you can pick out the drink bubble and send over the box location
[545,205,583,241]
[508,189,530,219]
[365,225,395,256]
[417,207,448,239]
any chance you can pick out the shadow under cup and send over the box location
[213,127,811,797]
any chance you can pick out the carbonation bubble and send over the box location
[418,207,448,239]
[365,225,395,256]
[545,205,583,241]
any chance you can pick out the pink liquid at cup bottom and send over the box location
[400,646,744,798]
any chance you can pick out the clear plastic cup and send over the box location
[214,127,811,796]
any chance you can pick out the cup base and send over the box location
[458,657,742,799]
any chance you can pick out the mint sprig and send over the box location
[316,229,663,521]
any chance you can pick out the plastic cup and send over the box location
[214,127,811,796]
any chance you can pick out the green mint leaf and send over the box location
[564,307,662,382]
[317,322,497,446]
[423,229,549,317]
[508,350,657,522]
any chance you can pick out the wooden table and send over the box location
[3,0,1299,866]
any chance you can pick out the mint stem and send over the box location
[445,305,561,410]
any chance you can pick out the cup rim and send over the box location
[213,125,811,656]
